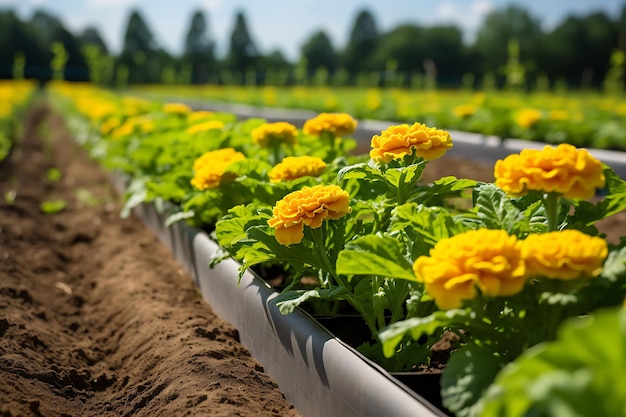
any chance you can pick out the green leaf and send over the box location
[473,183,528,234]
[379,309,470,358]
[40,199,67,214]
[480,307,626,417]
[121,177,148,219]
[416,176,478,206]
[46,167,61,182]
[441,343,507,417]
[273,287,349,314]
[164,210,195,227]
[337,234,415,281]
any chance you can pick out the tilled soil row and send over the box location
[0,99,299,417]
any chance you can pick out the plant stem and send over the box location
[542,192,560,232]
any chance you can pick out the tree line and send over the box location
[1,4,625,91]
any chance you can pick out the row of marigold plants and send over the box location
[48,81,626,417]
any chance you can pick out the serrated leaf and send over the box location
[337,234,415,281]
[474,183,528,233]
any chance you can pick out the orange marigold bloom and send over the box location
[268,184,351,246]
[187,110,216,122]
[413,229,526,310]
[370,122,453,163]
[494,144,605,200]
[303,113,357,137]
[186,120,225,135]
[251,122,298,146]
[268,156,327,182]
[521,230,608,280]
[163,102,192,115]
[191,148,246,190]
[515,108,542,129]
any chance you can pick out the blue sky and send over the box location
[0,0,624,61]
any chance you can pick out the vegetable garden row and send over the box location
[3,79,626,417]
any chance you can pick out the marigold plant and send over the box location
[191,148,246,190]
[251,121,298,146]
[268,184,351,246]
[163,102,192,115]
[186,120,225,135]
[268,156,327,182]
[494,143,605,200]
[413,229,526,309]
[521,230,608,280]
[370,122,453,163]
[515,108,542,128]
[302,112,357,137]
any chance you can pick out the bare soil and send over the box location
[1,99,624,417]
[0,101,299,417]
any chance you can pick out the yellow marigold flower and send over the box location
[268,184,351,246]
[370,122,453,163]
[187,110,215,122]
[515,108,542,129]
[268,156,327,182]
[548,109,569,121]
[413,229,526,310]
[191,148,246,190]
[453,104,477,118]
[494,144,605,199]
[521,230,608,280]
[303,113,357,138]
[186,120,225,135]
[251,122,298,147]
[111,121,135,139]
[100,117,122,135]
[163,102,192,115]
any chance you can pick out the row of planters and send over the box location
[134,84,626,151]
[48,80,626,417]
[0,80,38,164]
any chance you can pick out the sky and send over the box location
[0,0,624,61]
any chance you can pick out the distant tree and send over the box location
[183,9,216,84]
[30,9,63,45]
[342,9,379,76]
[118,9,161,84]
[50,26,89,81]
[421,26,465,86]
[473,5,543,86]
[258,49,293,85]
[225,10,259,83]
[0,11,49,80]
[79,27,108,54]
[370,24,425,74]
[541,12,617,88]
[300,30,337,77]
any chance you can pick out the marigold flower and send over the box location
[163,102,192,115]
[186,120,225,135]
[268,156,327,182]
[494,144,605,199]
[515,108,542,129]
[187,110,216,122]
[521,230,608,280]
[370,122,453,163]
[453,104,477,118]
[303,113,357,138]
[413,229,526,310]
[268,184,351,246]
[191,148,246,190]
[251,122,298,146]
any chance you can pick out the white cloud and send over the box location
[436,0,493,40]
[201,0,222,11]
[86,0,136,8]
